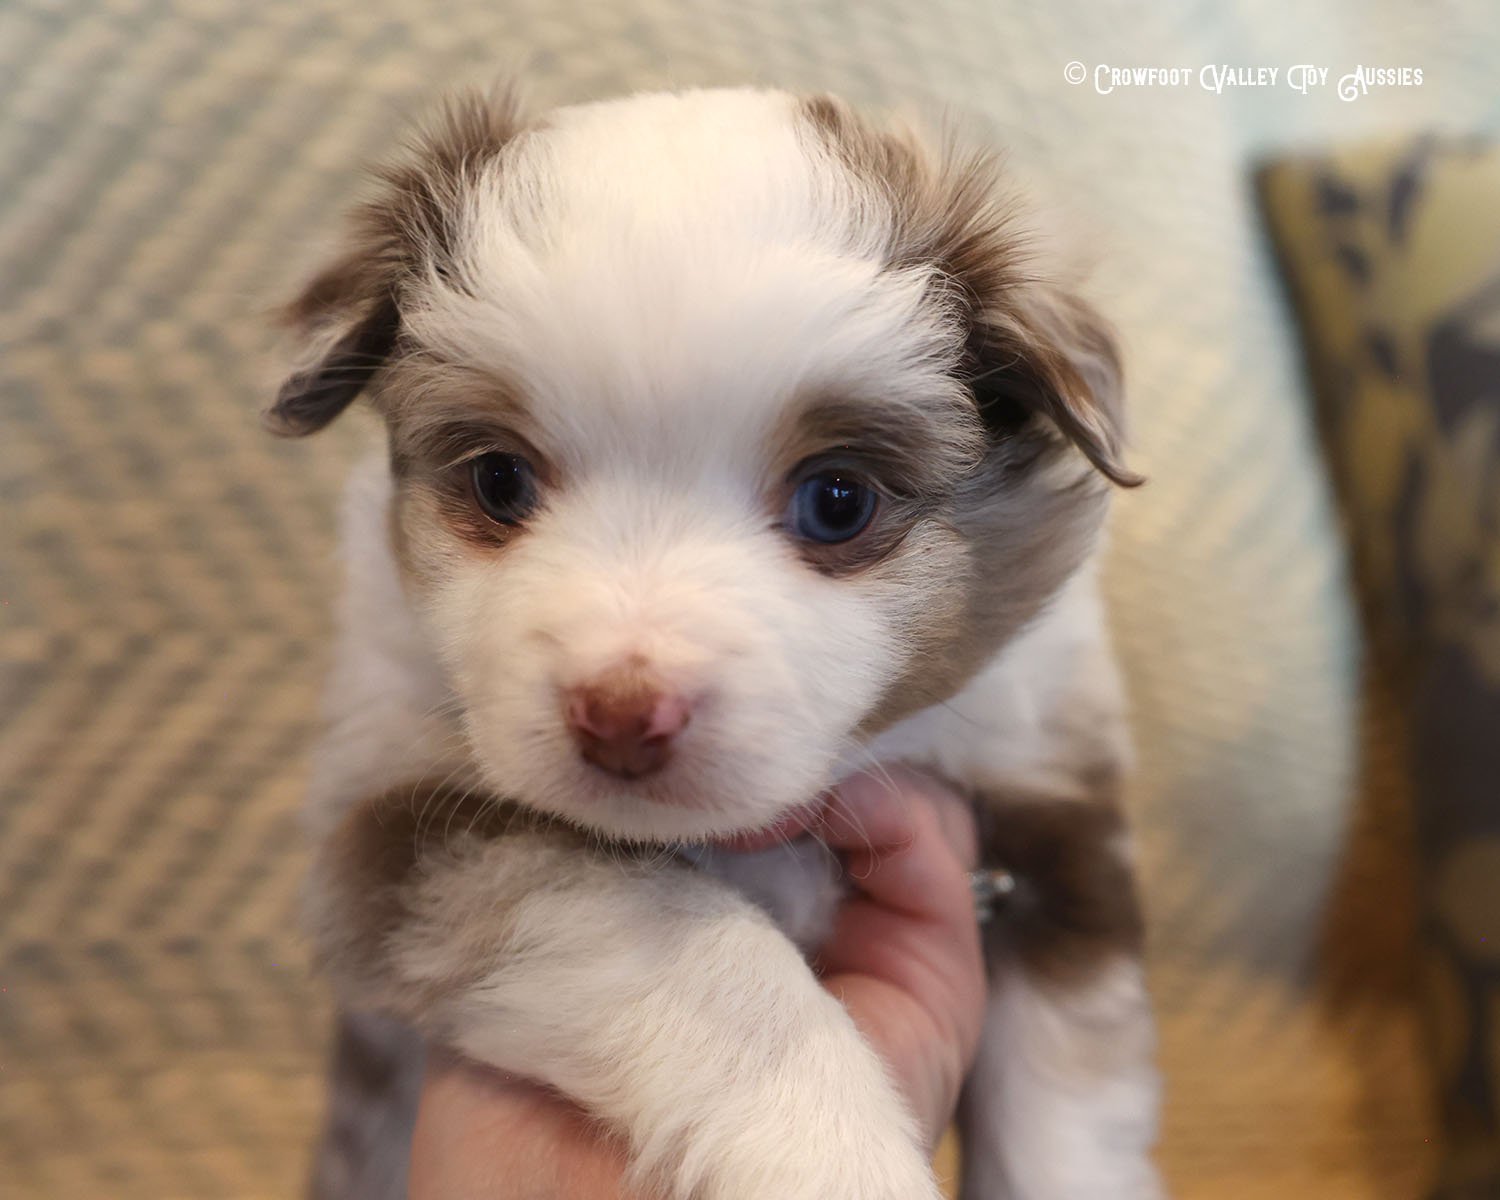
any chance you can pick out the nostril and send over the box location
[566,690,613,741]
[563,671,692,780]
[643,693,691,741]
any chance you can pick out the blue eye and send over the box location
[470,452,539,525]
[789,471,877,543]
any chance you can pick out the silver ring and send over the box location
[969,868,1016,925]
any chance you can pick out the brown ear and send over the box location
[794,92,1137,485]
[973,286,1141,487]
[263,83,529,437]
[264,266,401,437]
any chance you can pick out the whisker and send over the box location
[935,698,988,732]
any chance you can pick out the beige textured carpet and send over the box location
[6,0,1490,1195]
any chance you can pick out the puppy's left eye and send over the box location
[788,471,877,543]
[470,452,539,525]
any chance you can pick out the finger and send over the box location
[925,784,981,871]
[820,767,979,869]
[819,769,980,920]
[815,770,919,854]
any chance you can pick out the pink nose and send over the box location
[564,671,692,780]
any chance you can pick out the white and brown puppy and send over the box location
[272,84,1162,1200]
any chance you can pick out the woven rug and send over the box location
[6,0,1493,1194]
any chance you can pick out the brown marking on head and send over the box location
[265,84,531,437]
[794,94,1133,732]
[363,347,560,588]
[797,93,1140,488]
[268,294,403,436]
[382,396,556,596]
[771,390,985,506]
[394,459,528,564]
[855,448,1110,735]
[386,479,517,599]
[765,389,977,577]
[380,355,541,469]
[976,790,1145,989]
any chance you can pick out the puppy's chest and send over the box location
[687,838,846,953]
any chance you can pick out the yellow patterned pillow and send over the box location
[1261,139,1500,1200]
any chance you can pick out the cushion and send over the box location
[1261,138,1500,1199]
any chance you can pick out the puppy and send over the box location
[272,84,1162,1200]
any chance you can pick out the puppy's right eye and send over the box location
[470,452,539,525]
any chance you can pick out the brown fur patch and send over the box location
[309,1010,424,1200]
[384,438,546,593]
[381,361,543,478]
[855,448,1109,736]
[266,295,402,436]
[378,360,559,572]
[360,85,531,292]
[976,790,1144,988]
[302,83,530,323]
[767,389,981,576]
[797,93,1140,487]
[311,781,544,998]
[772,391,984,506]
[414,472,526,557]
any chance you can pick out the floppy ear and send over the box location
[264,257,401,437]
[263,83,529,437]
[972,285,1141,487]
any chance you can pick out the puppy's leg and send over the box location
[308,1010,424,1200]
[956,795,1162,1200]
[308,785,941,1200]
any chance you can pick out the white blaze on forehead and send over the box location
[398,88,967,482]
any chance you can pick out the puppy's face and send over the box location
[272,87,1133,842]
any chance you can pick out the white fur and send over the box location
[385,90,975,843]
[430,471,901,841]
[302,87,1162,1200]
[303,454,471,839]
[961,959,1163,1200]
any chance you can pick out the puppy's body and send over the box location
[280,86,1161,1199]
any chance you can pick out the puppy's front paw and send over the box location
[653,1075,942,1200]
[681,1132,940,1200]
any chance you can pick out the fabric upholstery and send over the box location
[1262,139,1500,1199]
